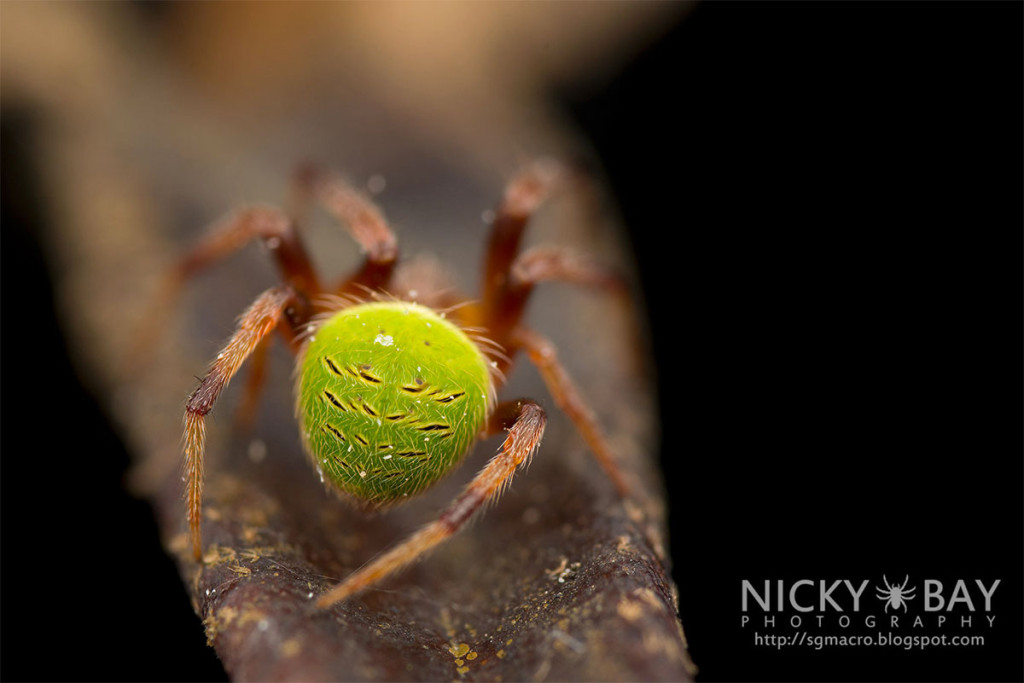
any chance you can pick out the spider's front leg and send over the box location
[316,400,547,608]
[290,164,398,295]
[130,206,317,366]
[184,285,299,562]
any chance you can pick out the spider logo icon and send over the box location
[876,575,917,613]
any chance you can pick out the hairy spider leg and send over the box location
[129,206,317,366]
[479,159,565,339]
[170,166,401,420]
[507,244,647,376]
[179,170,402,562]
[234,337,270,430]
[466,161,631,497]
[317,399,547,608]
[290,164,398,297]
[184,285,297,561]
[498,244,627,344]
[512,327,630,496]
[128,205,318,425]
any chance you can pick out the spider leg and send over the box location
[291,165,398,295]
[184,285,297,561]
[168,205,319,300]
[130,206,318,368]
[484,244,627,341]
[479,159,564,323]
[469,163,636,498]
[233,334,271,430]
[316,399,546,607]
[511,326,630,497]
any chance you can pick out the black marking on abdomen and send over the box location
[435,392,465,404]
[400,376,428,394]
[321,424,346,441]
[323,390,347,410]
[416,423,451,432]
[353,364,383,385]
[324,357,345,377]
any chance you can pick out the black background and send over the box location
[3,2,1021,681]
[566,2,1022,681]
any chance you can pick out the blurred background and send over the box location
[3,2,1021,681]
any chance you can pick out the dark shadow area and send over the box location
[1,110,228,682]
[562,2,1022,681]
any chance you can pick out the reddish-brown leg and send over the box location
[130,206,319,366]
[511,327,630,497]
[174,206,320,296]
[473,164,631,498]
[489,245,628,346]
[291,165,398,295]
[234,334,271,430]
[479,159,564,330]
[316,400,547,607]
[184,285,297,561]
[506,243,648,396]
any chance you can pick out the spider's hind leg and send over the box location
[316,399,547,607]
[512,327,631,496]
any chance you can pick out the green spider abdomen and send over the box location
[297,301,494,506]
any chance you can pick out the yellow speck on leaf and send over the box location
[203,545,235,565]
[448,642,470,658]
[237,608,268,628]
[228,562,252,577]
[217,606,239,627]
[239,548,261,562]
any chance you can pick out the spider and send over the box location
[170,160,631,607]
[876,575,916,613]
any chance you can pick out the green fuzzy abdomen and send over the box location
[297,301,493,505]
